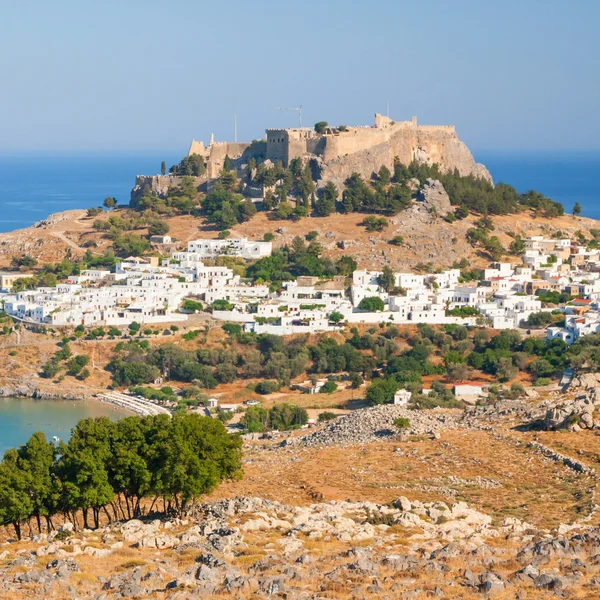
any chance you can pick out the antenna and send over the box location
[275,105,303,127]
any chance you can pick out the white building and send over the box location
[186,237,272,259]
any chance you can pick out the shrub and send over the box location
[358,297,385,312]
[393,417,410,430]
[255,380,280,395]
[320,381,338,394]
[318,411,338,422]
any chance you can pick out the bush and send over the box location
[182,299,203,312]
[533,377,551,387]
[222,323,242,337]
[393,417,410,430]
[255,380,280,395]
[358,297,385,312]
[218,230,231,239]
[263,232,274,242]
[318,411,338,422]
[320,381,338,394]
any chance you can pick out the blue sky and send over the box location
[1,0,599,153]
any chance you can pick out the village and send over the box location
[1,234,600,346]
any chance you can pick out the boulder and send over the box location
[416,179,453,215]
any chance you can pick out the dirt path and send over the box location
[50,230,84,252]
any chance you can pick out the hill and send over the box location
[0,202,597,273]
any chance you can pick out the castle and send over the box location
[186,113,492,186]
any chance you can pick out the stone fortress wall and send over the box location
[131,112,491,203]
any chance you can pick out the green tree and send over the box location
[314,121,328,134]
[103,197,117,210]
[18,432,58,533]
[377,266,395,293]
[573,202,582,216]
[161,161,166,176]
[358,296,385,311]
[0,449,33,539]
[315,182,338,216]
[320,381,338,393]
[148,220,170,237]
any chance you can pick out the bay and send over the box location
[0,397,128,456]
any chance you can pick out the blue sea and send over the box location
[0,152,179,233]
[0,151,599,234]
[477,150,600,219]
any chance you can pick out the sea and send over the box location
[0,149,598,450]
[0,152,179,233]
[0,397,127,456]
[0,151,599,234]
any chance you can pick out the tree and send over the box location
[18,432,58,533]
[573,202,582,216]
[329,311,344,324]
[377,266,395,293]
[0,449,33,539]
[377,165,391,185]
[315,182,338,216]
[320,381,338,394]
[358,297,385,312]
[365,378,398,405]
[161,161,166,176]
[242,407,270,433]
[148,220,170,237]
[56,418,115,529]
[314,121,328,134]
[103,197,117,210]
[223,155,232,172]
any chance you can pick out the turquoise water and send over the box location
[0,397,127,456]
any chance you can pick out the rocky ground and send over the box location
[4,494,600,599]
[4,381,600,598]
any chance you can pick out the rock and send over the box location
[195,564,222,583]
[480,572,504,595]
[46,558,80,572]
[119,583,147,598]
[544,396,596,431]
[135,534,178,549]
[416,179,453,215]
[294,404,458,447]
[58,522,74,534]
[393,496,412,512]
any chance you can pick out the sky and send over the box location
[1,0,599,154]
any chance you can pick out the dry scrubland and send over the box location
[0,206,597,271]
[2,413,600,598]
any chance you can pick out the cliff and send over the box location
[319,114,492,188]
[129,174,206,205]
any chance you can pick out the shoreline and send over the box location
[0,384,136,416]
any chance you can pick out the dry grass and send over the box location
[208,429,592,529]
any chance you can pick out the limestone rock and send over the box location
[416,179,453,215]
